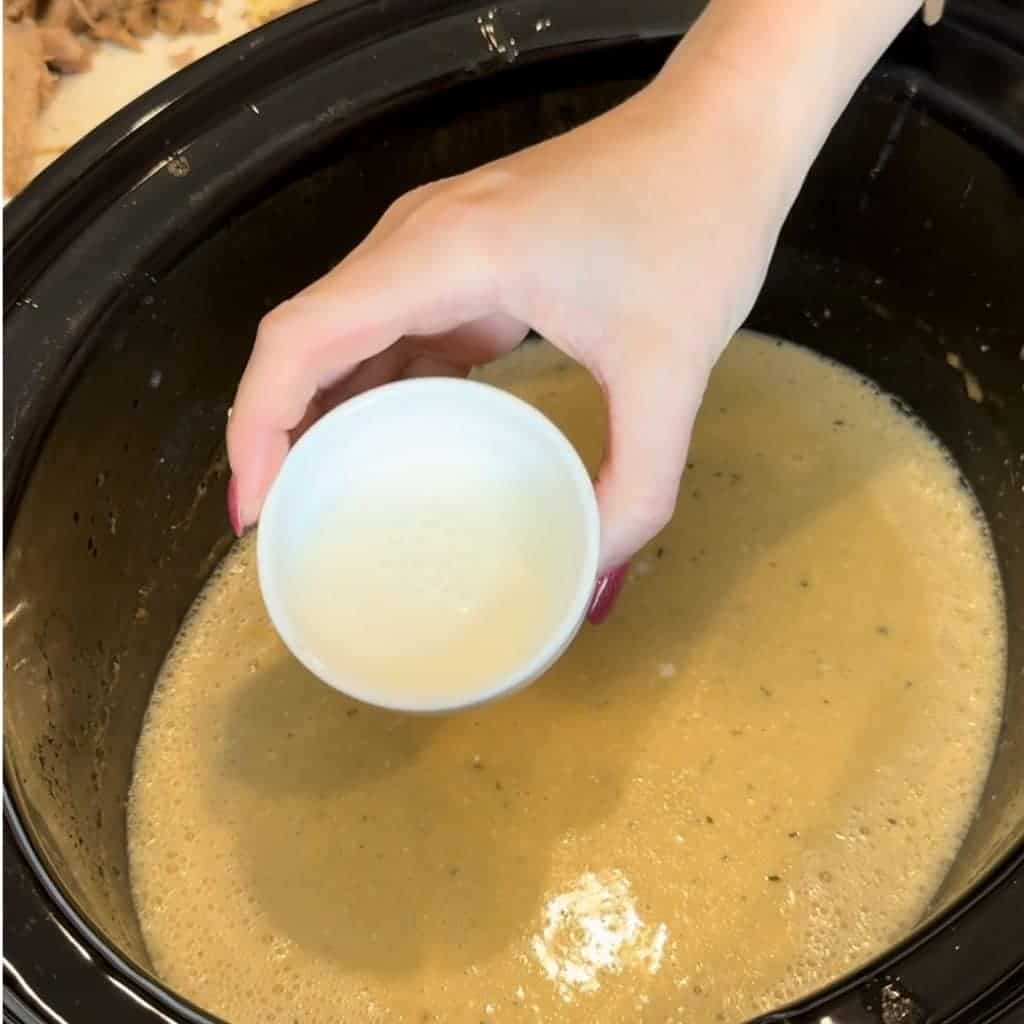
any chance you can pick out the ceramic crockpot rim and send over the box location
[4,1,1024,1022]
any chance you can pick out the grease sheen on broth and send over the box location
[128,331,1005,1024]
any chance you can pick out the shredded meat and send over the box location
[3,0,220,194]
[40,23,93,69]
[244,0,308,26]
[4,19,53,194]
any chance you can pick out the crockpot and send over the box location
[4,1,1024,1021]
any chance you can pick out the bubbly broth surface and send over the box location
[128,332,1005,1023]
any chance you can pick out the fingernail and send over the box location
[587,563,630,625]
[227,475,244,538]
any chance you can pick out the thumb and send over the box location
[590,341,710,599]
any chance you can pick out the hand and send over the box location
[227,0,916,618]
[227,55,790,574]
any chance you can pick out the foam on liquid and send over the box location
[128,332,1006,1024]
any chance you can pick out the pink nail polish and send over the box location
[587,563,630,625]
[227,475,244,538]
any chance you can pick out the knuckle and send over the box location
[642,491,678,536]
[254,302,293,353]
[399,186,505,302]
[384,183,434,224]
[626,486,678,541]
[418,183,502,254]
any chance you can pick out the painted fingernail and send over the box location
[227,475,244,538]
[587,563,630,625]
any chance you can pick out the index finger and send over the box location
[226,210,500,529]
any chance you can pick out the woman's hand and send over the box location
[228,62,787,559]
[226,0,919,616]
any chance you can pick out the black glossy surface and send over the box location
[4,1,1023,1022]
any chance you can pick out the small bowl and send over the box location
[257,376,600,712]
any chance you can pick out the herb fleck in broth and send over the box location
[128,332,1005,1023]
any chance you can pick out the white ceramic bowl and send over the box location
[257,376,600,712]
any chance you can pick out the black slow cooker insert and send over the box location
[4,1,1024,1021]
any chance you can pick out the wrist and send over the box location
[653,0,920,209]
